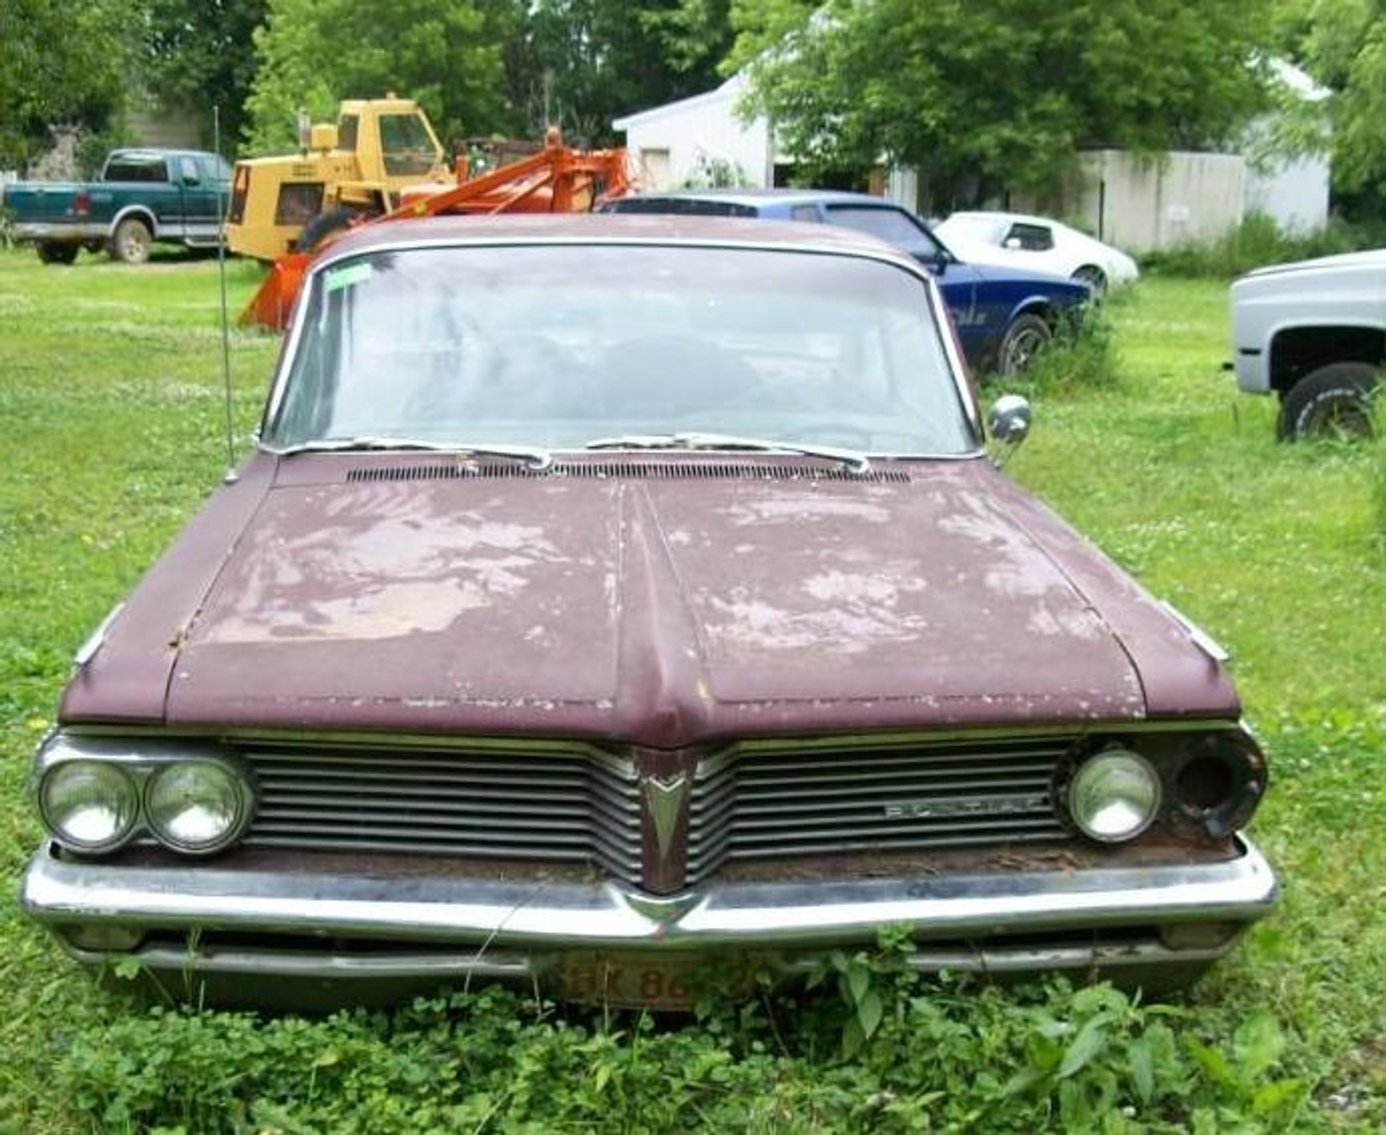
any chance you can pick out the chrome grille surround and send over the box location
[232,732,1076,889]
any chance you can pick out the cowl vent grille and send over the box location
[346,460,910,484]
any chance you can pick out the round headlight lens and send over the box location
[1068,749,1161,842]
[40,760,139,853]
[145,761,248,853]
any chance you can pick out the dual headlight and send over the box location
[38,745,253,857]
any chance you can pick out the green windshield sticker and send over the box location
[324,262,374,293]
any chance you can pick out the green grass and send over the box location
[1,251,1383,1132]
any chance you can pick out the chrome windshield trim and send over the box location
[258,436,553,470]
[582,431,871,473]
[24,836,1276,950]
[260,236,984,456]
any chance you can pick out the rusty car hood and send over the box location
[62,453,1239,741]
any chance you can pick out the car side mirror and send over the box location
[986,394,1032,467]
[1004,236,1023,250]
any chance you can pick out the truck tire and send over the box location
[1276,361,1378,441]
[108,217,153,265]
[36,241,79,265]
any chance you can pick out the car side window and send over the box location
[197,155,230,183]
[1005,223,1054,251]
[104,158,169,183]
[824,204,942,259]
[179,157,201,185]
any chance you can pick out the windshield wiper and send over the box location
[583,431,871,474]
[260,436,553,470]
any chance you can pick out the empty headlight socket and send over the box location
[1053,730,1266,845]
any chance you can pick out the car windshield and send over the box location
[266,243,977,457]
[380,113,438,176]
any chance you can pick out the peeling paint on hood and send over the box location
[65,454,1238,743]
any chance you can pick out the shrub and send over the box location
[1141,212,1360,280]
[52,966,1308,1135]
[985,298,1121,399]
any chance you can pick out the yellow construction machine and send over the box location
[226,95,454,262]
[228,98,633,330]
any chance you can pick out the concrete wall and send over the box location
[1245,152,1331,234]
[128,107,204,151]
[1063,151,1246,253]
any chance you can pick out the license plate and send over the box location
[552,952,707,1010]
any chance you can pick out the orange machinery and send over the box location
[241,132,631,331]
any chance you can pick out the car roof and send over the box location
[108,148,206,158]
[947,210,1068,229]
[615,187,908,210]
[316,211,916,264]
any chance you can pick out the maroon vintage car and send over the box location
[22,214,1275,1009]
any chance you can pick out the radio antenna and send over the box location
[214,105,238,483]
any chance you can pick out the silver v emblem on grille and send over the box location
[644,774,689,859]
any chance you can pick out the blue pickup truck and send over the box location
[1,148,231,264]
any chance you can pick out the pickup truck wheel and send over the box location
[1277,362,1379,441]
[109,217,153,265]
[996,312,1052,376]
[36,241,79,265]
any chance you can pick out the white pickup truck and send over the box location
[1229,250,1384,439]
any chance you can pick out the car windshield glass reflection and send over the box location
[268,244,976,457]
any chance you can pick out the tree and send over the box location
[728,0,1277,210]
[512,0,734,144]
[142,0,268,153]
[243,0,520,154]
[1274,0,1386,204]
[0,0,140,171]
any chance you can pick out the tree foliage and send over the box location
[0,0,139,170]
[142,0,268,153]
[242,0,520,154]
[729,0,1276,209]
[1275,0,1386,201]
[508,0,734,144]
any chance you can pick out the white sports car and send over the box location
[936,211,1140,295]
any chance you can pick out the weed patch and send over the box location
[1141,212,1361,280]
[56,975,1307,1135]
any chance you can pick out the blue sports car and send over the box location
[601,189,1090,376]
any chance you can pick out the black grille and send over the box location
[241,742,642,881]
[345,460,909,484]
[687,736,1071,880]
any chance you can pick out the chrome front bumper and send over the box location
[22,837,1278,1005]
